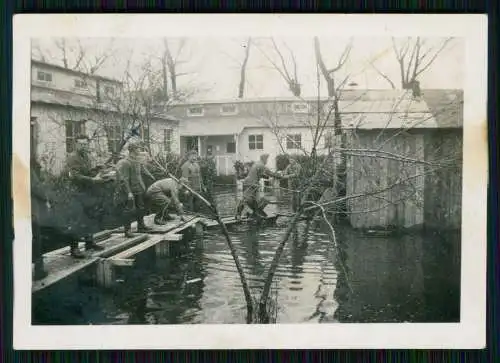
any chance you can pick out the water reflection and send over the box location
[33,192,461,325]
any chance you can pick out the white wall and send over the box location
[31,103,112,175]
[31,63,120,100]
[237,126,335,169]
[149,119,181,155]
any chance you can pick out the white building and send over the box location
[166,97,339,175]
[164,90,438,176]
[30,60,180,175]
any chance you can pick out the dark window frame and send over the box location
[248,134,264,150]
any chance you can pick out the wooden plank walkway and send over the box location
[33,234,149,293]
[33,206,279,293]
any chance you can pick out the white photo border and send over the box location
[12,14,488,349]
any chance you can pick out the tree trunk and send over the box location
[162,54,169,101]
[238,38,252,98]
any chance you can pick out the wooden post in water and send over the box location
[155,241,171,257]
[95,259,115,288]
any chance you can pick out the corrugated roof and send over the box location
[420,89,463,128]
[31,87,178,122]
[170,89,413,105]
[341,111,437,129]
[31,86,96,108]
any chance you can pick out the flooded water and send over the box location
[32,190,461,324]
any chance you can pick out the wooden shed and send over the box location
[343,89,463,230]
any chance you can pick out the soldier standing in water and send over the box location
[235,153,285,220]
[180,150,204,214]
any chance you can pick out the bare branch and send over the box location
[414,37,453,78]
[368,59,397,89]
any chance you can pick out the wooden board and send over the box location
[112,215,199,235]
[44,230,115,258]
[33,234,149,293]
[110,235,166,261]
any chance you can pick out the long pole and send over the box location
[152,161,255,322]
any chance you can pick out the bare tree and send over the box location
[255,38,301,97]
[37,38,117,75]
[370,37,454,92]
[162,38,190,99]
[238,38,252,98]
[252,38,460,323]
[314,37,353,98]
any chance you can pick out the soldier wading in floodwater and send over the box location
[64,136,109,258]
[235,153,285,220]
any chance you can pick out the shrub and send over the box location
[147,152,183,179]
[275,153,335,193]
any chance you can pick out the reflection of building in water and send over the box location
[332,226,460,323]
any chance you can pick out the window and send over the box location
[226,142,236,153]
[248,134,263,150]
[286,134,302,149]
[292,102,309,114]
[74,78,87,89]
[105,125,122,153]
[324,132,335,149]
[37,71,53,82]
[104,85,115,96]
[65,120,86,153]
[187,106,204,117]
[163,128,173,152]
[220,104,238,115]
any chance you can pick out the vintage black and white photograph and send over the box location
[13,14,487,349]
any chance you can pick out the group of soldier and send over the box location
[31,136,302,281]
[31,136,208,280]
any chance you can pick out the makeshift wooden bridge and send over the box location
[32,206,279,293]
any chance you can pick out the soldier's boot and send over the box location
[137,218,153,233]
[124,224,135,238]
[84,235,104,251]
[70,242,85,259]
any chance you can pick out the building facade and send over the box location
[167,97,338,175]
[169,90,463,230]
[30,60,180,175]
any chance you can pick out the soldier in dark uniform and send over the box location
[31,157,49,279]
[64,136,106,258]
[235,153,284,220]
[115,141,154,237]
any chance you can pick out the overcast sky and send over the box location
[32,37,464,101]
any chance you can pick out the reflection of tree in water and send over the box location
[239,224,265,277]
[332,228,352,322]
[290,223,308,276]
[122,237,207,324]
